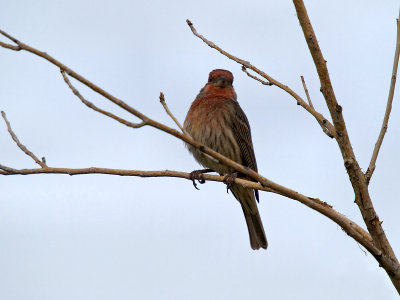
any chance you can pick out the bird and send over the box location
[183,69,267,250]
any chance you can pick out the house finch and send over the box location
[184,69,267,250]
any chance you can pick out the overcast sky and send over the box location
[1,0,400,299]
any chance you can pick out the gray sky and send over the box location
[1,0,399,299]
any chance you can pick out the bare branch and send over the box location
[0,40,20,50]
[60,70,147,128]
[186,19,336,139]
[159,92,186,133]
[0,29,19,44]
[0,29,151,127]
[293,0,400,291]
[366,9,400,184]
[301,75,314,108]
[0,164,380,253]
[301,75,334,138]
[0,164,19,173]
[1,111,47,168]
[242,66,273,86]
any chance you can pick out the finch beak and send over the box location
[214,76,229,88]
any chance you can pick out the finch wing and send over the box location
[231,100,260,202]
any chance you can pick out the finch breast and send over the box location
[184,97,241,174]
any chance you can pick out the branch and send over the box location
[241,66,273,86]
[293,0,400,292]
[60,70,147,128]
[300,75,314,108]
[365,9,400,184]
[186,19,336,139]
[1,111,47,168]
[159,92,186,133]
[0,164,375,246]
[301,75,334,138]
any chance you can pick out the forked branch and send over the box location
[292,0,400,292]
[365,9,400,184]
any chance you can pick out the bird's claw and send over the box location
[189,170,207,190]
[223,172,238,194]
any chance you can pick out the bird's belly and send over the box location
[186,122,241,175]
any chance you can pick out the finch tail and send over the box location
[231,183,268,250]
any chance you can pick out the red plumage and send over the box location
[184,69,267,250]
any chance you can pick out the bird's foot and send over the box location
[223,172,238,194]
[189,169,213,190]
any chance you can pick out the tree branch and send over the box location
[0,164,375,249]
[159,92,186,133]
[365,9,400,184]
[1,111,47,168]
[301,75,334,138]
[241,66,273,86]
[186,19,336,139]
[60,70,147,129]
[293,0,400,292]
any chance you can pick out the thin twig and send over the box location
[159,92,186,133]
[301,75,334,138]
[0,29,19,43]
[186,19,336,139]
[301,75,314,108]
[366,9,400,184]
[60,70,147,128]
[1,111,47,168]
[242,66,273,86]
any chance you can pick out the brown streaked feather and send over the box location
[231,100,260,202]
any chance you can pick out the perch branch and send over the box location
[293,0,400,292]
[365,9,400,184]
[186,19,336,139]
[0,164,374,250]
